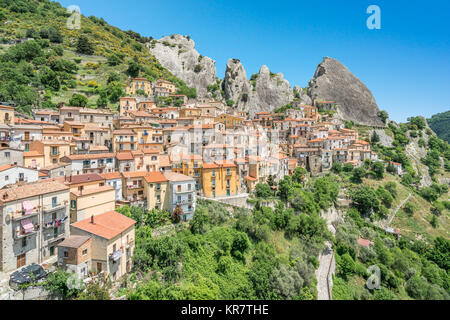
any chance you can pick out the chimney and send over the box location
[91,215,94,224]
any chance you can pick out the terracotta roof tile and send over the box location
[71,211,135,240]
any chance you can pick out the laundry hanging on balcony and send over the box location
[22,201,33,215]
[110,249,122,261]
[21,218,35,234]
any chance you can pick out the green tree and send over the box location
[278,176,294,201]
[371,161,385,180]
[69,93,88,107]
[190,207,209,234]
[351,167,366,183]
[127,60,141,77]
[331,162,343,174]
[338,253,356,279]
[351,186,380,215]
[44,269,83,299]
[371,131,380,144]
[378,110,389,124]
[292,167,307,183]
[40,67,60,91]
[76,35,94,55]
[255,183,272,198]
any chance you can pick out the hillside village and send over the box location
[0,74,392,286]
[0,0,448,302]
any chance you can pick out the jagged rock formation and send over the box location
[147,34,217,97]
[293,85,312,105]
[223,59,294,117]
[307,57,384,126]
[222,59,251,107]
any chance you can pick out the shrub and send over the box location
[402,202,416,216]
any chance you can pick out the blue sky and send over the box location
[57,0,450,122]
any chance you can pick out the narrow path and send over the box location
[315,209,337,300]
[384,192,412,228]
[315,241,335,300]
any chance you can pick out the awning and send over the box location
[22,201,33,214]
[110,250,122,261]
[21,219,34,234]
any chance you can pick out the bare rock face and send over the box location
[222,59,251,107]
[307,57,384,126]
[293,85,312,105]
[223,60,294,117]
[147,34,217,97]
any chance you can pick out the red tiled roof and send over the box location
[71,211,135,240]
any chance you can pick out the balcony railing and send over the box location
[12,211,38,221]
[43,203,65,214]
[128,185,143,189]
[14,230,37,240]
[175,188,193,194]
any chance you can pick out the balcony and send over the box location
[128,184,143,190]
[14,230,37,240]
[175,188,193,194]
[43,203,66,214]
[12,211,38,221]
[47,233,65,243]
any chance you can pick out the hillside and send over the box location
[0,0,195,113]
[428,110,450,143]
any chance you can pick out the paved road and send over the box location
[315,241,335,300]
[315,208,337,300]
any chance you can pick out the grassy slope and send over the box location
[362,173,449,241]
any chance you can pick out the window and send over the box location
[22,237,27,248]
[212,170,215,177]
[70,200,76,209]
[5,175,8,181]
[5,152,10,158]
[188,184,191,191]
[113,244,116,252]
[52,197,57,208]
[50,246,55,256]
[156,183,161,190]
[82,249,88,255]
[177,185,181,192]
[64,251,69,258]
[227,168,230,176]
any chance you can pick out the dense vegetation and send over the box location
[0,0,196,113]
[333,212,449,300]
[428,110,450,143]
[115,175,340,300]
